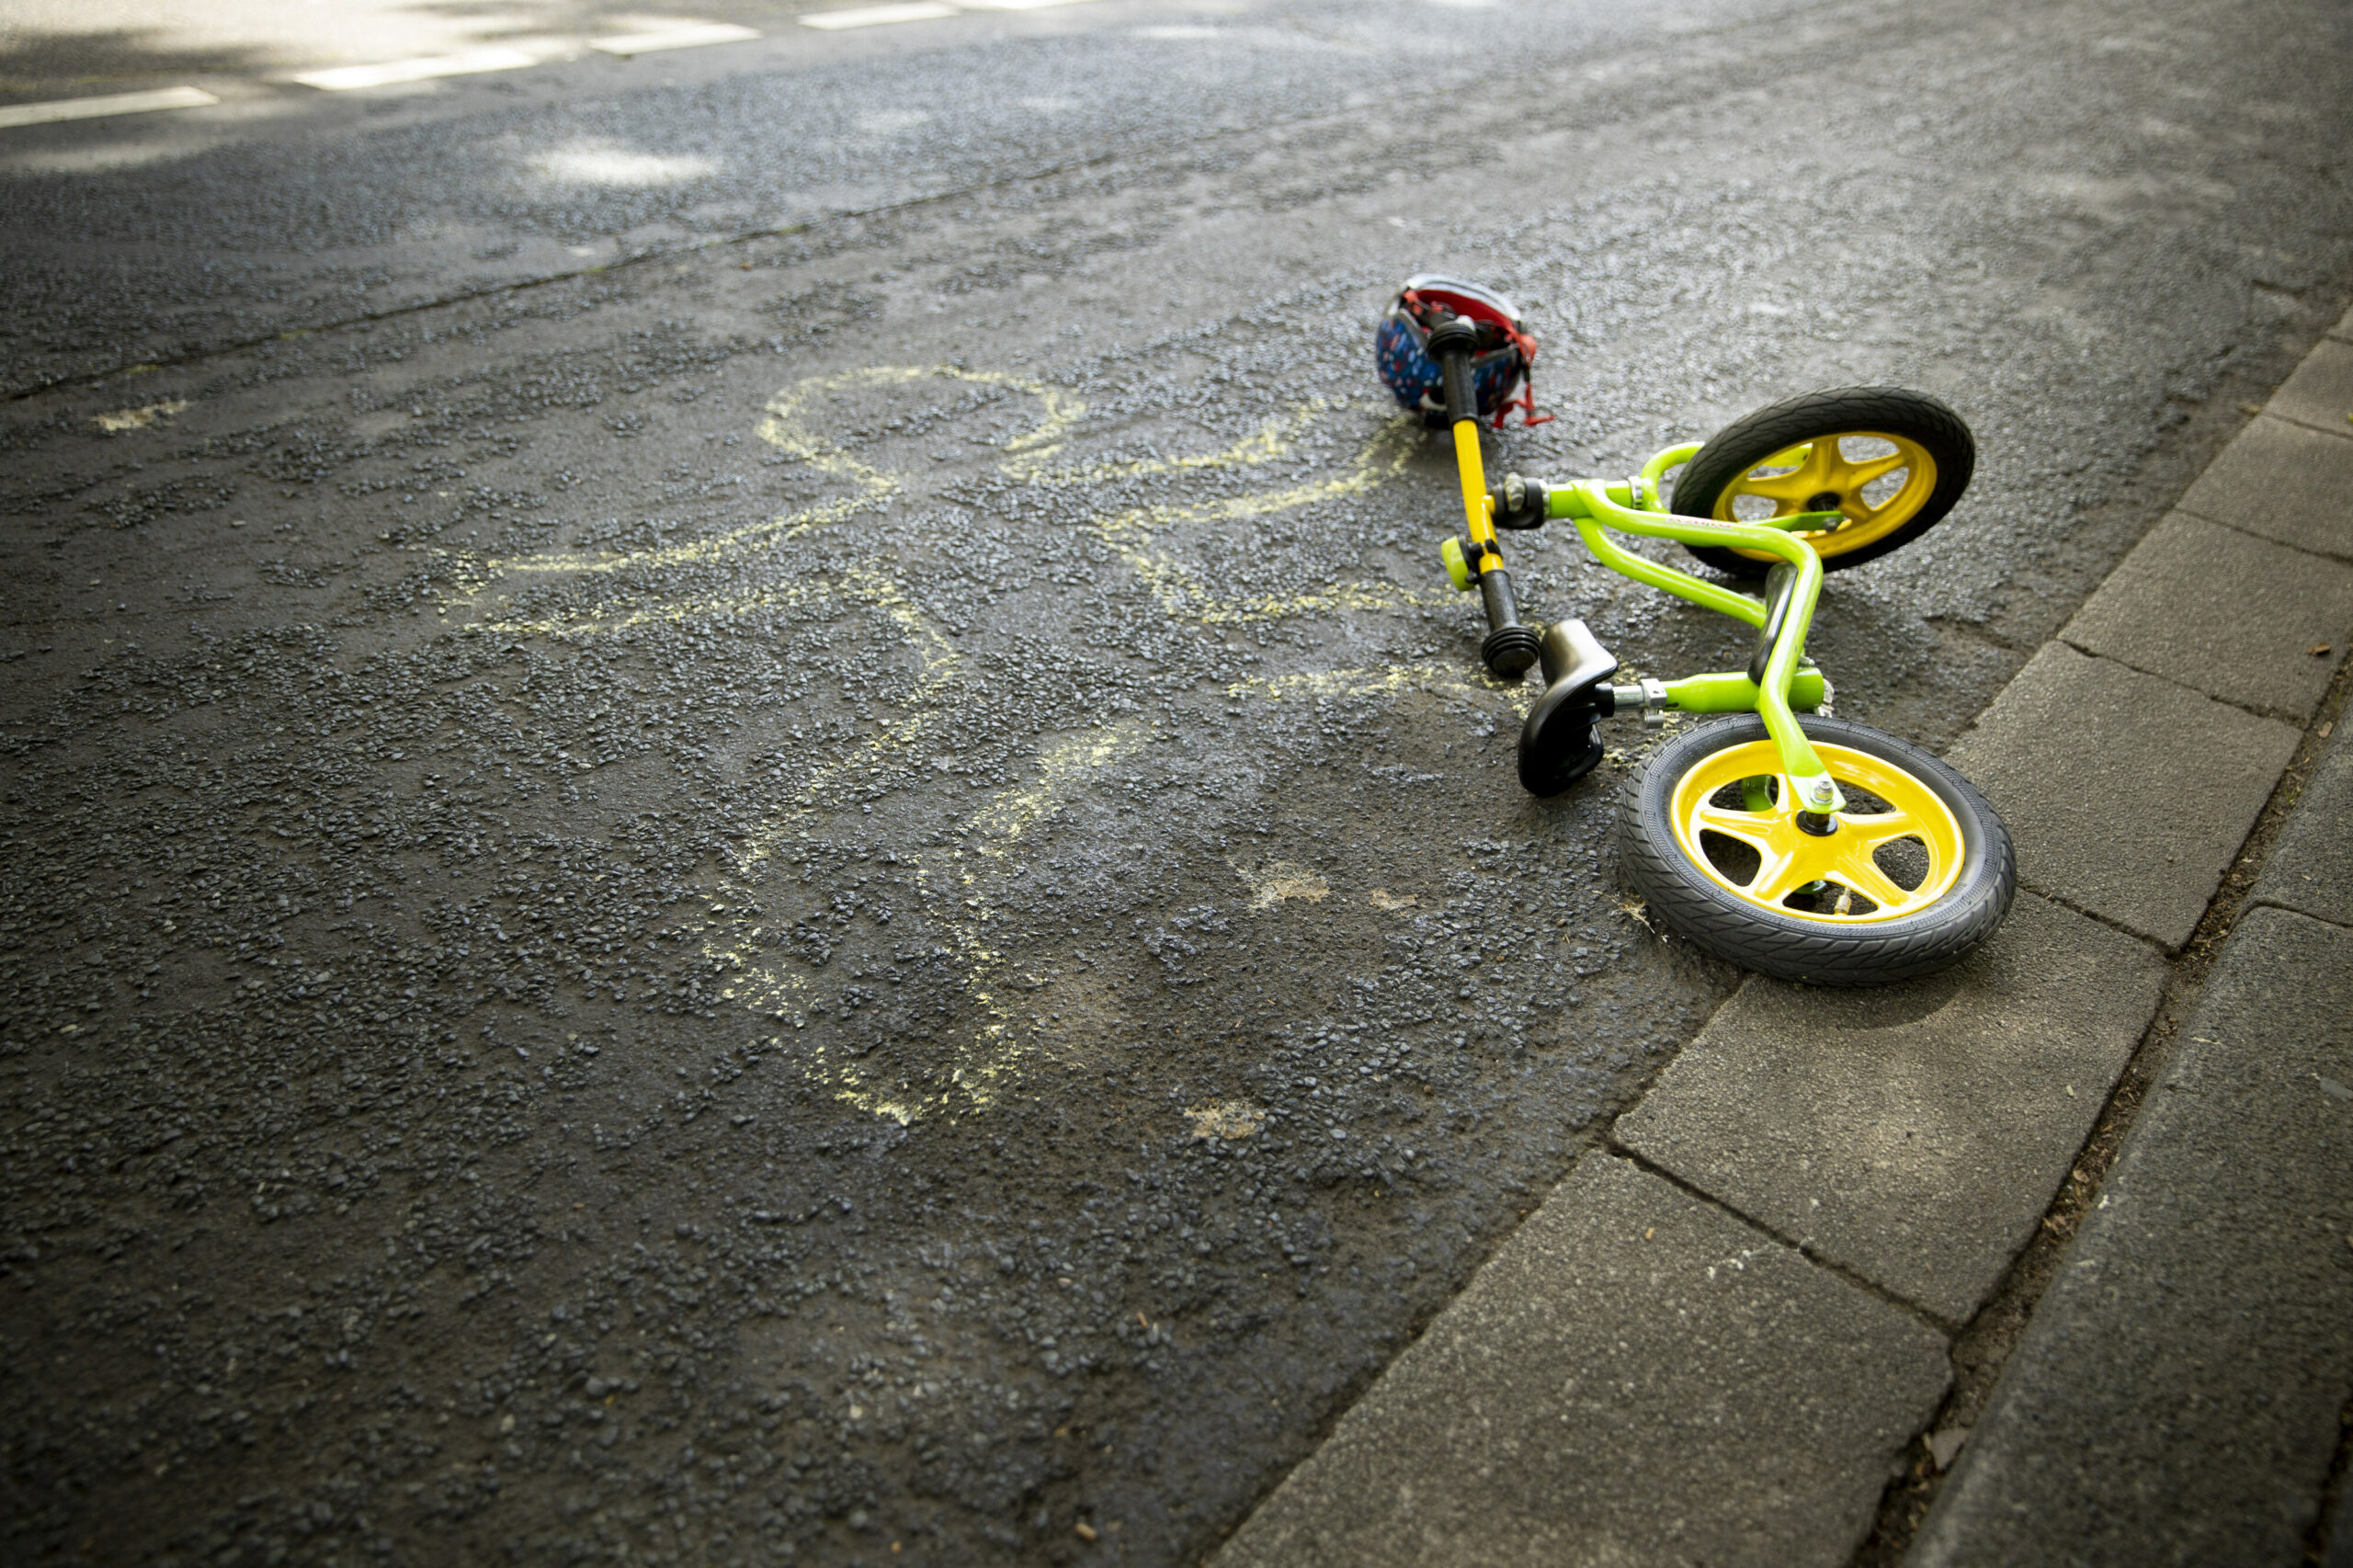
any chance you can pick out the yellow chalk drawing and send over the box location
[1080,417,1417,544]
[430,362,1480,1120]
[479,578,839,640]
[1185,1101,1266,1141]
[698,560,963,1022]
[932,724,1143,1116]
[760,723,1145,1123]
[93,399,188,433]
[1233,859,1329,910]
[452,365,1080,585]
[445,366,1429,635]
[1131,555,1447,627]
[1008,396,1324,486]
[1222,658,1490,705]
[969,727,1137,850]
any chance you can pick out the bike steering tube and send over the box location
[1427,316,1539,679]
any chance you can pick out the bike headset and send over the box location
[1373,275,1551,428]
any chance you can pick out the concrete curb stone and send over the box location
[2248,716,2353,928]
[1907,908,2353,1568]
[2059,510,2353,721]
[1943,642,2301,950]
[1615,893,2166,1325]
[2176,414,2353,562]
[1211,1156,1949,1568]
[2267,336,2353,439]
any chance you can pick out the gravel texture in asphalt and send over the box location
[4,0,2351,1562]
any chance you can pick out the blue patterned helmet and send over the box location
[1374,275,1549,428]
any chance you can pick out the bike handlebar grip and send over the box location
[1479,565,1520,631]
[1478,570,1540,678]
[1427,317,1479,426]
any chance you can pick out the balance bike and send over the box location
[1375,276,2016,984]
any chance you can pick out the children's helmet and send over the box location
[1373,275,1549,428]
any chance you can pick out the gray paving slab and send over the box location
[1213,1156,1949,1568]
[2060,511,2353,721]
[1616,894,2165,1324]
[2268,336,2353,438]
[2334,301,2353,342]
[1943,643,2302,949]
[2177,414,2353,562]
[1908,908,2353,1568]
[2250,716,2353,929]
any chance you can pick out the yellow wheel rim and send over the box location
[1668,741,1964,924]
[1711,432,1938,563]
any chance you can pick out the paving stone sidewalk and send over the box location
[1910,903,2353,1566]
[1210,301,2353,1567]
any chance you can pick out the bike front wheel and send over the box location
[1619,714,2015,984]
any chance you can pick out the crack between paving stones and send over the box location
[2176,505,2353,568]
[2052,635,2339,729]
[1604,1142,1958,1337]
[2248,902,2353,934]
[1848,643,2353,1568]
[2004,881,2174,957]
[2260,410,2353,444]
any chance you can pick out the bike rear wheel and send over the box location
[1673,387,1974,580]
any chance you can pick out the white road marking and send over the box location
[589,21,764,56]
[0,85,218,131]
[9,1,1112,123]
[799,3,961,28]
[291,50,540,91]
[535,145,720,185]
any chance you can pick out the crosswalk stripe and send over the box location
[799,3,961,28]
[589,22,764,56]
[0,86,219,131]
[291,50,540,92]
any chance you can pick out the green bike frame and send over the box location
[1546,447,1847,812]
[1415,311,1846,810]
[1440,425,1849,812]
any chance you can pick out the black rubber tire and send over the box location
[1620,714,2015,985]
[1673,387,1974,581]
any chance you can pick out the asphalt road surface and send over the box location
[5,0,2350,1563]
